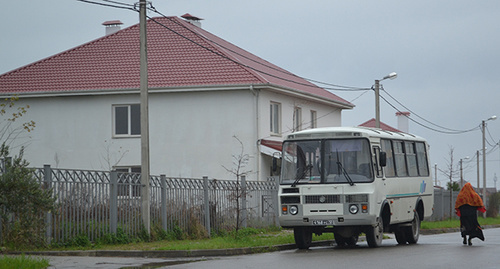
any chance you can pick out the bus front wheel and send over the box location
[366,217,384,248]
[294,227,312,249]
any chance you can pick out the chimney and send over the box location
[102,20,123,35]
[181,13,203,28]
[396,112,410,133]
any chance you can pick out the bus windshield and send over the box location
[281,139,373,185]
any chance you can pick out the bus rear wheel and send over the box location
[366,217,384,248]
[294,227,312,249]
[404,212,420,244]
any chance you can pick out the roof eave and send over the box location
[258,84,354,109]
[0,83,355,110]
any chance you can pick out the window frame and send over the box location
[270,102,282,135]
[310,110,317,129]
[112,104,141,138]
[294,106,302,132]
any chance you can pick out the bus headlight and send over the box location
[289,205,299,215]
[349,204,359,214]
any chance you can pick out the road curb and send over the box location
[6,226,500,258]
[4,240,334,258]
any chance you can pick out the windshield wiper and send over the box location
[336,151,354,186]
[291,164,313,187]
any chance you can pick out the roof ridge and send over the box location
[166,17,269,84]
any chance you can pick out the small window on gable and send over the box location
[113,104,140,137]
[270,102,281,135]
[294,106,302,132]
[310,110,317,129]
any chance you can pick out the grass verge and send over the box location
[0,255,50,269]
[3,217,500,253]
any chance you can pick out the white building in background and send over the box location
[0,15,353,181]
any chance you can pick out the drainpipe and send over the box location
[250,85,260,180]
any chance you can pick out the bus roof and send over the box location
[285,126,427,142]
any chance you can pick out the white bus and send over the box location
[279,127,433,248]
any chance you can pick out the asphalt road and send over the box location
[42,228,500,268]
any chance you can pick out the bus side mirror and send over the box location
[272,152,281,172]
[272,158,278,172]
[379,152,387,167]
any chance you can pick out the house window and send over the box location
[115,166,141,198]
[294,107,302,131]
[270,102,281,135]
[113,104,140,137]
[310,110,317,129]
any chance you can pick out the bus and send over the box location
[278,127,433,248]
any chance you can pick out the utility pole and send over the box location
[375,79,380,129]
[434,163,437,186]
[139,0,150,234]
[482,120,487,218]
[477,150,480,190]
[374,72,397,129]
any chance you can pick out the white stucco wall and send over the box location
[8,87,345,181]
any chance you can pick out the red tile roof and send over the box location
[0,16,351,106]
[359,118,402,132]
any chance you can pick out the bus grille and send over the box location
[345,194,368,203]
[281,196,300,204]
[305,195,341,204]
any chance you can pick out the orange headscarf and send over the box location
[455,182,485,211]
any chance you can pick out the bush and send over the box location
[0,144,56,249]
[97,227,132,245]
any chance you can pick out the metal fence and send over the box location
[2,162,488,245]
[430,189,459,221]
[1,165,279,245]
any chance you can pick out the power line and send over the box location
[147,6,369,92]
[76,0,495,139]
[485,125,498,147]
[380,86,479,134]
[75,0,136,11]
[378,93,480,134]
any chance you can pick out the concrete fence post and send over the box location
[203,176,211,237]
[161,175,167,232]
[110,170,118,234]
[241,175,247,228]
[44,164,52,245]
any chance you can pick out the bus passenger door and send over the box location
[372,146,387,213]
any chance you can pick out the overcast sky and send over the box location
[1,0,499,189]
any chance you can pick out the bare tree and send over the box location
[222,135,252,234]
[440,146,459,219]
[99,139,129,170]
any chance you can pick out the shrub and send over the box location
[0,144,56,249]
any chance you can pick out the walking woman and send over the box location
[454,182,486,246]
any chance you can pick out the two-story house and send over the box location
[0,15,353,180]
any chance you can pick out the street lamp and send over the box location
[460,156,469,188]
[375,72,397,128]
[482,115,497,217]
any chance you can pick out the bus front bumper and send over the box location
[279,214,377,228]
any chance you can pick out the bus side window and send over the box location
[373,147,383,177]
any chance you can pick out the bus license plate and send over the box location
[312,220,334,225]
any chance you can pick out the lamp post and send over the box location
[482,115,497,217]
[460,156,469,188]
[375,72,397,128]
